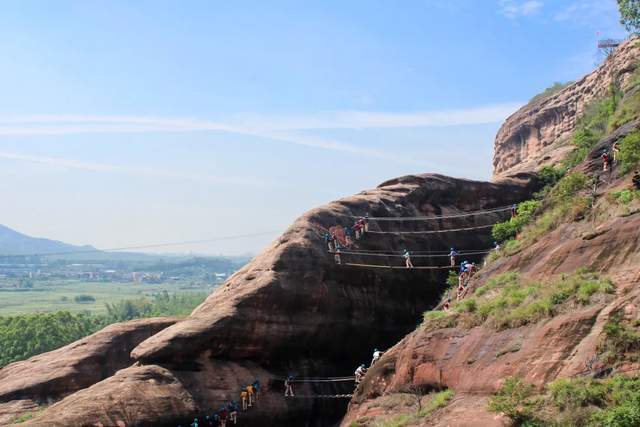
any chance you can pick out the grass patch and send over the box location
[599,314,640,365]
[12,408,47,424]
[488,375,640,427]
[528,82,573,104]
[373,389,455,427]
[421,271,614,332]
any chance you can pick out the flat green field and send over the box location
[0,280,216,316]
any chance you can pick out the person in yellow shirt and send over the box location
[240,389,248,411]
[247,384,254,407]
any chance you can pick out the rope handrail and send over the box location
[336,249,492,258]
[282,377,356,383]
[342,263,461,270]
[351,205,513,221]
[287,394,353,399]
[338,248,487,255]
[367,223,496,235]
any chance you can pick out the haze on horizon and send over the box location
[0,0,628,256]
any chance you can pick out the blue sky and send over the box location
[0,0,629,255]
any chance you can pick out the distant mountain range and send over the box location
[0,224,252,264]
[0,224,97,257]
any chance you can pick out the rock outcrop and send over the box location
[0,317,177,425]
[492,38,640,179]
[1,174,538,426]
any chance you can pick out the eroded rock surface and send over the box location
[492,38,640,179]
[9,174,537,427]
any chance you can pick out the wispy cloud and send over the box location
[553,0,619,26]
[0,103,522,167]
[499,0,543,18]
[0,151,270,187]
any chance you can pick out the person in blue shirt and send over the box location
[403,249,413,268]
[448,248,458,267]
[344,225,354,246]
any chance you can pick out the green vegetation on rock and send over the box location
[423,270,614,332]
[488,375,640,426]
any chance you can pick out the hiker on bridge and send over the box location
[240,388,248,411]
[335,244,342,265]
[354,221,363,240]
[344,225,354,245]
[324,233,335,253]
[253,380,261,401]
[247,384,255,407]
[218,406,228,427]
[449,247,458,267]
[355,364,367,384]
[284,375,295,397]
[371,348,384,365]
[602,150,611,172]
[228,401,238,425]
[361,214,370,232]
[403,249,414,268]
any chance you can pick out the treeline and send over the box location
[0,291,207,368]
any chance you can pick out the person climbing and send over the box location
[228,401,238,425]
[602,150,611,172]
[240,388,248,411]
[403,249,414,268]
[344,225,354,246]
[449,247,458,267]
[247,384,254,407]
[355,364,367,384]
[284,375,295,397]
[218,406,228,427]
[363,214,370,232]
[511,204,517,218]
[612,141,620,164]
[371,348,383,365]
[354,221,363,240]
[325,232,335,253]
[466,261,475,277]
[633,171,640,190]
[191,418,199,427]
[443,297,451,312]
[335,244,342,265]
[494,241,500,251]
[253,380,261,401]
[456,280,465,301]
[212,413,220,427]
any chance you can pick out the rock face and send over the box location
[4,174,538,427]
[492,38,640,179]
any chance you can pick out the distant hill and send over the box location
[0,224,96,257]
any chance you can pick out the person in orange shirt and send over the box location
[247,384,254,407]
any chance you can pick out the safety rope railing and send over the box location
[366,223,496,235]
[335,249,492,258]
[287,394,353,399]
[351,205,513,221]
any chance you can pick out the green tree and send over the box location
[618,0,640,33]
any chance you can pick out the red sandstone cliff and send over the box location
[0,175,537,427]
[492,38,640,179]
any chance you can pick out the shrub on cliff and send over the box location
[492,200,541,243]
[619,130,640,173]
[423,271,614,332]
[489,375,640,426]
